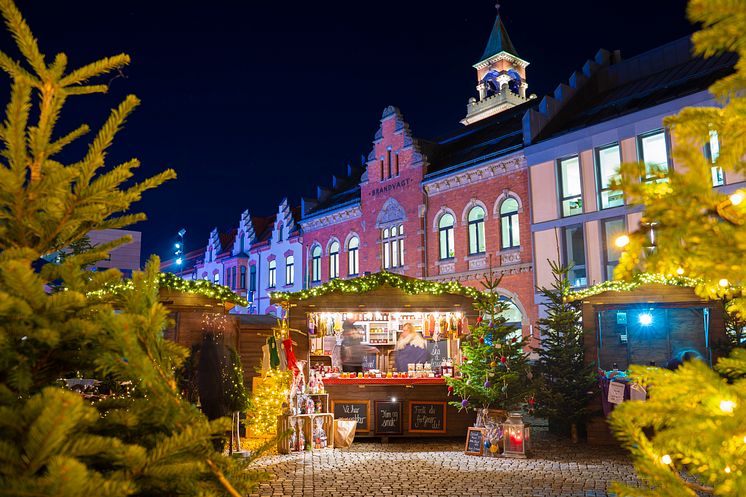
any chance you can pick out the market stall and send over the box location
[271,272,480,438]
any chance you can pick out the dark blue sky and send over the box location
[0,0,692,261]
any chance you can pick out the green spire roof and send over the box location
[478,14,519,63]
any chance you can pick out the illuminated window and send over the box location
[329,241,340,279]
[438,213,455,259]
[240,265,246,289]
[382,224,404,269]
[705,130,724,186]
[499,198,520,249]
[249,265,256,292]
[311,245,322,282]
[347,236,360,276]
[467,206,486,255]
[285,255,294,286]
[231,266,236,289]
[596,144,624,209]
[562,224,586,288]
[639,130,669,183]
[559,156,583,216]
[213,272,219,284]
[602,217,626,281]
[268,260,276,288]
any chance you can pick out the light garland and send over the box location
[246,368,292,436]
[565,273,701,302]
[270,270,484,301]
[91,272,249,306]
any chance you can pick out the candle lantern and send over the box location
[502,411,530,458]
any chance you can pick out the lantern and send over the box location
[502,411,530,458]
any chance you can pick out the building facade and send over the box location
[161,11,738,338]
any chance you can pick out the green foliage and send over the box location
[446,273,530,411]
[610,0,746,494]
[532,261,597,434]
[0,1,266,495]
[223,347,249,414]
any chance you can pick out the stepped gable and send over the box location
[532,37,737,142]
[232,209,256,256]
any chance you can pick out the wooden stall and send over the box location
[273,275,480,438]
[160,288,239,351]
[581,283,727,370]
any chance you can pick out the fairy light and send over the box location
[661,454,672,465]
[730,192,744,206]
[614,235,630,248]
[720,399,736,413]
[725,466,732,474]
[719,279,730,288]
[566,273,702,302]
[676,267,685,275]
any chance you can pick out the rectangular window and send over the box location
[596,144,624,209]
[601,217,626,281]
[705,130,724,186]
[240,266,246,289]
[249,265,256,292]
[639,130,669,183]
[285,256,295,286]
[381,226,404,269]
[562,224,587,288]
[559,156,583,217]
[387,149,392,179]
[394,153,399,176]
[268,260,276,288]
[231,267,236,289]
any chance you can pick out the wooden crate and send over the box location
[277,413,334,454]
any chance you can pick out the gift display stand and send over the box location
[277,412,334,454]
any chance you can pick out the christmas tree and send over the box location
[609,0,746,495]
[532,261,597,439]
[247,368,293,437]
[0,0,266,494]
[446,273,530,414]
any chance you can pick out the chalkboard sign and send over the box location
[465,427,486,456]
[332,400,370,433]
[427,340,448,371]
[375,401,402,435]
[408,401,447,433]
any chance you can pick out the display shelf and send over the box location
[277,413,334,454]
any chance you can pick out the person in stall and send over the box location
[341,320,379,373]
[394,322,429,373]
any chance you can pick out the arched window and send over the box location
[500,198,520,249]
[268,259,277,288]
[381,224,404,269]
[285,255,295,286]
[249,265,256,292]
[311,246,322,282]
[240,265,246,289]
[467,206,486,255]
[347,236,360,276]
[213,272,220,284]
[329,241,340,279]
[438,213,455,260]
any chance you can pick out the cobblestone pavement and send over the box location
[250,435,638,497]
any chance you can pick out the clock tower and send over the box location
[461,5,532,125]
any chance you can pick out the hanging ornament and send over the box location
[511,337,518,343]
[490,361,497,368]
[466,379,471,385]
[447,385,454,394]
[484,440,491,449]
[488,320,494,328]
[490,444,499,454]
[479,337,485,344]
[461,398,469,408]
[462,355,468,362]
[495,343,501,349]
[484,380,491,388]
[501,384,508,393]
[476,316,483,325]
[500,356,507,364]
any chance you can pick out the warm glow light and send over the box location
[676,267,685,275]
[720,400,737,413]
[391,397,397,402]
[614,235,630,248]
[730,192,745,206]
[719,279,730,288]
[725,466,732,474]
[661,454,672,465]
[639,313,653,326]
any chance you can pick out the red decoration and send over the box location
[447,385,454,394]
[500,356,507,364]
[282,338,299,374]
[476,316,483,325]
[511,337,518,343]
[479,337,485,344]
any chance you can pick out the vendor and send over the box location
[394,323,429,372]
[341,320,378,373]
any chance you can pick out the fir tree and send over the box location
[532,261,596,439]
[609,0,746,495]
[0,1,266,495]
[446,273,530,413]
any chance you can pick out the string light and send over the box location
[614,235,630,248]
[271,271,484,301]
[725,466,732,474]
[720,400,736,413]
[730,192,744,206]
[719,279,730,288]
[566,273,700,302]
[676,267,685,275]
[661,454,672,465]
[246,368,293,436]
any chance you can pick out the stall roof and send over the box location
[271,272,481,315]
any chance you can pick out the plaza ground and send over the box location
[250,434,638,497]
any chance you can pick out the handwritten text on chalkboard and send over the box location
[409,402,446,433]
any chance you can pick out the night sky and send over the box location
[0,0,692,262]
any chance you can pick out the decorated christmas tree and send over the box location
[608,0,746,495]
[532,261,597,439]
[446,273,530,415]
[247,368,293,437]
[0,1,266,494]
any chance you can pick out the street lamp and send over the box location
[175,229,186,272]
